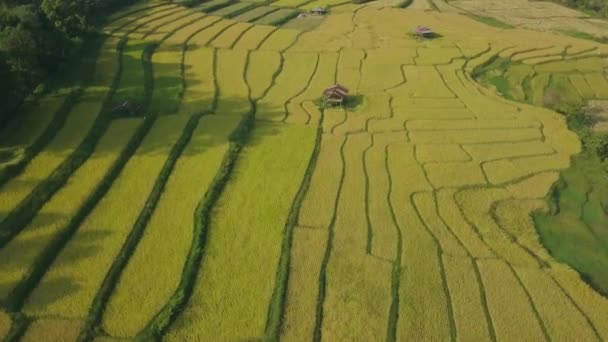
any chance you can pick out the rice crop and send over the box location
[22,116,190,319]
[0,311,10,338]
[233,25,277,50]
[165,122,315,340]
[253,8,299,26]
[210,22,253,48]
[20,319,84,342]
[101,116,240,338]
[215,49,251,115]
[199,0,233,12]
[0,119,141,303]
[181,47,216,114]
[246,50,282,100]
[211,2,256,18]
[258,28,301,51]
[233,6,279,22]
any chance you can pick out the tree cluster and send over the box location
[551,0,608,17]
[0,0,138,128]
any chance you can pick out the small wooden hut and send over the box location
[310,6,328,15]
[323,84,349,106]
[412,26,435,38]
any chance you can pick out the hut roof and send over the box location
[311,6,327,13]
[414,26,434,35]
[324,84,349,98]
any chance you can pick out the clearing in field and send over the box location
[1,1,608,341]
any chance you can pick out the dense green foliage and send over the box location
[0,0,138,128]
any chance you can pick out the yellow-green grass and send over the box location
[0,311,10,338]
[210,22,253,48]
[232,6,279,22]
[389,66,455,98]
[359,52,408,92]
[163,14,218,46]
[280,227,327,340]
[477,259,546,341]
[0,93,66,151]
[409,128,541,145]
[258,28,301,51]
[523,55,563,65]
[233,25,277,50]
[0,119,141,302]
[246,50,282,100]
[272,0,310,7]
[415,47,462,65]
[103,5,178,35]
[511,46,564,62]
[211,2,256,18]
[102,115,240,338]
[22,116,190,319]
[199,0,233,12]
[181,46,216,114]
[114,39,149,103]
[150,18,207,115]
[545,73,582,107]
[364,135,400,261]
[584,73,608,98]
[253,8,298,26]
[286,52,339,124]
[289,12,352,52]
[413,192,468,256]
[143,10,201,42]
[443,256,493,341]
[298,134,344,228]
[568,74,596,99]
[128,7,190,41]
[504,64,534,101]
[415,144,470,163]
[436,188,495,258]
[549,264,608,340]
[482,154,571,185]
[320,134,392,341]
[424,161,487,188]
[300,0,351,10]
[336,48,364,91]
[188,18,236,47]
[257,52,318,121]
[0,91,104,226]
[335,93,391,135]
[384,142,450,340]
[505,172,561,200]
[456,188,540,266]
[407,118,539,131]
[493,199,553,263]
[20,318,84,342]
[216,49,251,115]
[463,140,555,162]
[165,122,315,340]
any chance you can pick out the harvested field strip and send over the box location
[0,119,141,307]
[165,122,315,340]
[210,22,253,48]
[258,29,301,51]
[198,0,233,12]
[254,8,299,26]
[319,134,393,341]
[215,49,251,115]
[22,115,190,319]
[211,2,256,18]
[477,259,547,341]
[233,6,280,22]
[257,52,318,121]
[101,115,240,338]
[233,25,277,50]
[0,36,119,246]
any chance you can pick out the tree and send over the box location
[41,0,90,39]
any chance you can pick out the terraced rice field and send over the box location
[1,1,608,341]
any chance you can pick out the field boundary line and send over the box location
[507,264,551,341]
